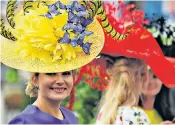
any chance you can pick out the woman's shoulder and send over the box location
[117,106,149,117]
[9,114,27,124]
[8,105,39,124]
[118,106,146,112]
[116,106,150,124]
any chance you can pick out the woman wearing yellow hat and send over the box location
[1,0,104,124]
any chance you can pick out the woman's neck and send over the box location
[33,96,63,120]
[142,96,155,110]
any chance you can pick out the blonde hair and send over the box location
[97,57,147,124]
[25,73,39,97]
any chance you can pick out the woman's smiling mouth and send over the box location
[49,87,67,93]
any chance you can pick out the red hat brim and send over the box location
[101,23,175,88]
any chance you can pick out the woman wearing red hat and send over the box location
[139,17,175,124]
[96,57,150,124]
[78,1,175,124]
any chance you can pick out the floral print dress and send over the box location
[97,106,150,125]
[115,106,150,125]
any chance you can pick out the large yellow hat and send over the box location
[1,0,104,72]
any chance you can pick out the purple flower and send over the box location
[58,32,70,43]
[82,42,92,54]
[63,23,76,30]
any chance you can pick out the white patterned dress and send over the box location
[116,106,150,125]
[97,106,150,125]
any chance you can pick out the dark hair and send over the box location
[139,85,175,120]
[154,85,175,120]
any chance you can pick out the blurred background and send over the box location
[1,0,175,124]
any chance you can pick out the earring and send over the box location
[33,85,39,91]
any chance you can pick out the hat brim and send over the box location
[146,55,175,88]
[101,24,175,88]
[1,19,104,73]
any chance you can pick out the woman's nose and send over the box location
[55,73,64,85]
[148,78,154,86]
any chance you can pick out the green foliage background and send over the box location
[62,82,102,124]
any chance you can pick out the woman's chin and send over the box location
[144,91,159,97]
[48,95,68,102]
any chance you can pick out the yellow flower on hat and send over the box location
[13,2,83,63]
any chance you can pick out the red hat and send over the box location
[77,1,175,89]
[101,23,175,88]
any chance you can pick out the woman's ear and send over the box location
[31,73,38,86]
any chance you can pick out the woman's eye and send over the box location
[62,71,71,76]
[45,73,57,76]
[153,74,157,79]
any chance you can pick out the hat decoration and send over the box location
[1,0,105,72]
